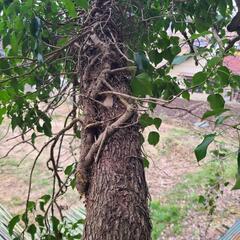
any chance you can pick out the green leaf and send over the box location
[192,72,207,86]
[139,113,153,128]
[191,31,211,40]
[8,215,20,236]
[232,174,240,190]
[0,59,11,75]
[182,91,190,101]
[64,163,75,175]
[37,111,52,137]
[207,57,221,68]
[27,201,36,212]
[143,158,149,168]
[195,17,211,32]
[75,0,89,9]
[217,66,230,86]
[0,107,6,124]
[62,0,77,17]
[70,177,76,189]
[171,45,181,56]
[131,73,152,97]
[161,47,175,63]
[30,16,41,38]
[22,212,28,225]
[57,37,68,47]
[219,0,227,16]
[31,132,36,145]
[27,224,36,240]
[51,216,60,233]
[75,129,81,138]
[148,49,162,65]
[202,110,216,119]
[207,94,225,111]
[0,90,11,104]
[39,194,51,212]
[10,33,18,55]
[35,215,44,228]
[153,118,162,129]
[202,109,228,119]
[198,195,206,204]
[40,194,51,202]
[139,114,161,129]
[148,131,160,146]
[194,133,216,161]
[43,121,52,137]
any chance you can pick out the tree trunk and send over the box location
[74,1,151,239]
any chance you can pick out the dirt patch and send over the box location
[146,98,240,240]
[145,123,200,198]
[155,98,240,137]
[0,99,239,239]
[0,105,80,215]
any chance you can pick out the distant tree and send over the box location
[0,0,240,239]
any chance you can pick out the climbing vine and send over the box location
[0,0,240,238]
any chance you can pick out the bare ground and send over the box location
[144,98,240,239]
[0,98,239,239]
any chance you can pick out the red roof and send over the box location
[223,56,240,75]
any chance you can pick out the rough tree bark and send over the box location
[73,0,151,239]
[227,0,240,33]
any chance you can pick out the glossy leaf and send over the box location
[195,134,216,161]
[207,94,225,111]
[153,118,162,129]
[64,163,75,175]
[148,131,160,146]
[217,66,230,86]
[39,194,51,212]
[27,224,37,240]
[8,215,20,236]
[192,72,207,86]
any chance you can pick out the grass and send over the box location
[151,203,184,240]
[158,126,198,155]
[11,197,24,207]
[151,155,237,239]
[0,157,19,167]
[1,117,238,238]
